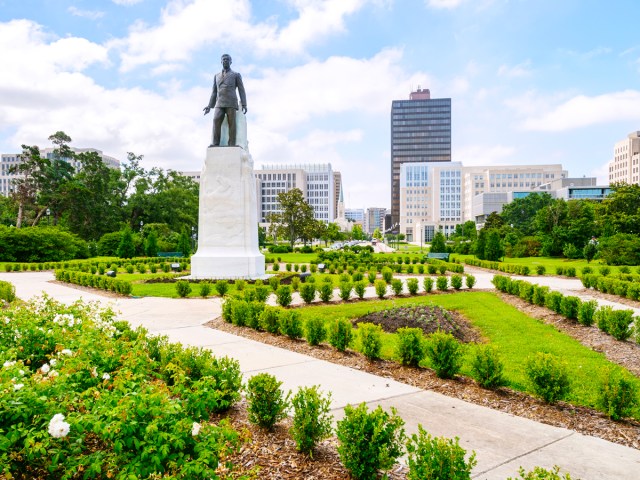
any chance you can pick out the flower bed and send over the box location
[0,295,243,478]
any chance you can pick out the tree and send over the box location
[117,227,136,259]
[583,240,597,263]
[484,229,504,261]
[372,228,382,240]
[0,196,17,226]
[258,225,267,247]
[272,189,316,249]
[483,212,504,230]
[430,231,446,253]
[462,220,477,240]
[9,132,77,228]
[322,222,342,246]
[145,230,159,257]
[9,145,44,228]
[62,150,123,240]
[598,234,640,265]
[501,193,553,236]
[534,199,568,257]
[178,228,191,257]
[597,183,640,236]
[475,229,487,260]
[350,224,366,240]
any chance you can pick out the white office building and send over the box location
[399,161,462,242]
[254,163,338,224]
[399,162,571,239]
[609,131,640,185]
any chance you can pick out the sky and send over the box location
[1,0,640,210]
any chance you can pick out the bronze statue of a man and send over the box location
[203,54,247,147]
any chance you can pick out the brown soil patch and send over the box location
[353,304,483,343]
[206,316,640,455]
[214,400,407,479]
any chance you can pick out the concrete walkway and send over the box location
[2,271,639,479]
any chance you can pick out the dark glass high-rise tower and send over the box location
[390,88,451,226]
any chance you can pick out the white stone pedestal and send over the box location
[190,147,265,279]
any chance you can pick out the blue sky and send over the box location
[1,0,639,209]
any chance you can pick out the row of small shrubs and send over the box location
[245,371,477,479]
[174,279,271,299]
[464,258,537,275]
[0,280,16,303]
[493,275,638,342]
[280,273,476,306]
[312,251,464,275]
[582,274,640,301]
[553,265,577,277]
[55,269,133,295]
[3,257,188,274]
[245,371,574,479]
[425,258,465,274]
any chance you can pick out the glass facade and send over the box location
[391,97,451,226]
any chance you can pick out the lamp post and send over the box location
[416,222,422,252]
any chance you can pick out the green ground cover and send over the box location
[453,254,636,275]
[264,252,316,264]
[292,291,640,415]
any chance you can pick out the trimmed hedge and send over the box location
[55,269,133,295]
[0,226,89,262]
[464,258,530,276]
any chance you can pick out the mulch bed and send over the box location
[214,400,407,479]
[353,303,483,343]
[206,314,640,455]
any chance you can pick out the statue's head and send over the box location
[221,54,232,69]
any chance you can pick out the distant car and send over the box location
[372,239,377,245]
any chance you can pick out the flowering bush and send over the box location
[0,295,243,478]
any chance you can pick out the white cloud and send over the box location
[497,60,532,78]
[560,46,612,60]
[112,0,144,5]
[0,15,422,203]
[259,0,365,55]
[68,7,105,20]
[113,0,369,72]
[249,48,428,131]
[426,0,466,8]
[520,90,640,131]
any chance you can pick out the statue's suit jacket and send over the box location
[208,69,247,110]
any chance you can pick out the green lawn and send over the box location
[264,252,317,264]
[292,291,640,415]
[453,254,639,276]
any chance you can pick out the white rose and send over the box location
[40,363,50,374]
[48,414,70,438]
[191,422,201,437]
[13,383,24,391]
[102,373,110,380]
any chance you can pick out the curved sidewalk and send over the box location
[2,271,639,479]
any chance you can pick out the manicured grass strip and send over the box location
[453,254,638,276]
[293,291,640,416]
[265,253,317,264]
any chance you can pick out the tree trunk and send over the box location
[16,202,24,228]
